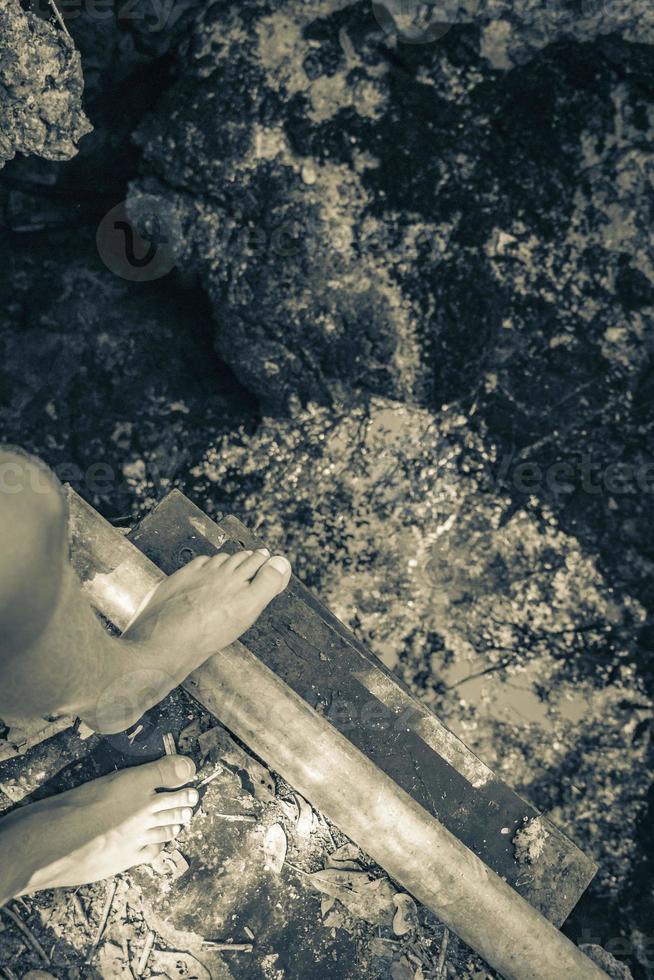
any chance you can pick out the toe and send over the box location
[171,555,210,581]
[140,754,196,791]
[207,552,229,569]
[249,555,292,605]
[152,787,198,813]
[185,555,210,570]
[146,824,183,844]
[223,549,253,571]
[235,549,271,581]
[150,806,194,827]
[139,842,165,863]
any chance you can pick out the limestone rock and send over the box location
[0,0,92,168]
[373,0,654,68]
[128,2,654,414]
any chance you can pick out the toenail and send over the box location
[257,548,270,556]
[176,757,194,779]
[183,807,193,822]
[268,555,291,575]
[188,790,199,805]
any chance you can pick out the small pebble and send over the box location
[301,164,317,185]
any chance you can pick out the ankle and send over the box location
[76,635,182,735]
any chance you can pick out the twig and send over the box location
[202,941,253,953]
[284,861,311,877]
[445,653,520,690]
[436,927,449,979]
[135,931,155,976]
[212,812,257,823]
[285,863,361,896]
[0,967,18,980]
[162,732,176,756]
[47,0,71,37]
[127,724,144,744]
[85,878,117,964]
[1,905,50,964]
[120,934,130,969]
[317,813,336,849]
[71,892,89,929]
[196,766,223,787]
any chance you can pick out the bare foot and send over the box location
[0,755,198,903]
[79,548,292,733]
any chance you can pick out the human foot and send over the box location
[78,548,292,733]
[0,755,198,903]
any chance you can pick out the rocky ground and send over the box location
[1,1,653,978]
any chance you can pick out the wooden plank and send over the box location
[66,489,606,980]
[128,490,596,927]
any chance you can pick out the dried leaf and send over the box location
[149,949,210,980]
[139,909,206,960]
[263,823,287,874]
[198,727,275,801]
[306,869,395,926]
[326,843,362,871]
[150,848,189,881]
[392,893,419,936]
[277,798,299,822]
[320,896,336,917]
[97,942,133,980]
[369,937,397,959]
[323,908,348,930]
[390,957,415,980]
[294,794,314,836]
[306,868,364,899]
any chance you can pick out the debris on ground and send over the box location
[392,894,419,937]
[305,868,397,927]
[263,823,287,875]
[198,726,276,801]
[149,848,190,883]
[293,793,314,837]
[512,817,550,866]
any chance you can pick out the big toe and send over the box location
[137,754,196,791]
[249,555,292,605]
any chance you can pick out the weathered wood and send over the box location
[0,716,74,764]
[67,488,608,980]
[0,726,101,812]
[129,491,596,927]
